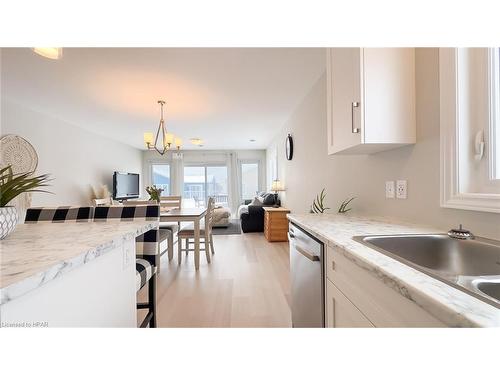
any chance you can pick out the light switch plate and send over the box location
[396,180,407,199]
[385,181,395,199]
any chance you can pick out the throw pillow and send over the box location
[250,197,263,206]
[262,193,276,205]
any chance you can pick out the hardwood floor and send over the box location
[138,232,292,327]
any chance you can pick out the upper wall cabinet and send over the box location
[326,48,416,154]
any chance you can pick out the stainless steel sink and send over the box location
[473,279,500,301]
[353,234,500,308]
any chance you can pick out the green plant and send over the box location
[145,185,164,203]
[0,165,52,207]
[310,188,330,213]
[338,197,356,214]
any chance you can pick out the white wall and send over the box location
[267,48,500,240]
[1,100,142,206]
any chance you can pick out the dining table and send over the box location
[160,206,207,270]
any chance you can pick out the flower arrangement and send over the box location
[145,185,164,203]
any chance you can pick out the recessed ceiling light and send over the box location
[249,139,256,142]
[190,138,204,146]
[32,47,63,60]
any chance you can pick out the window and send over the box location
[183,165,228,207]
[151,164,170,196]
[240,162,259,200]
[439,48,500,213]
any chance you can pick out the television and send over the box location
[113,172,140,200]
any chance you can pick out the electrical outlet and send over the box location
[396,180,407,199]
[385,181,395,198]
[123,240,134,269]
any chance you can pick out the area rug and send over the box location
[212,219,242,235]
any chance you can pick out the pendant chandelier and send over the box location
[144,100,182,155]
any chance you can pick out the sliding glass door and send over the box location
[206,166,228,206]
[183,166,206,207]
[183,165,228,207]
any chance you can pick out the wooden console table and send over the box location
[263,207,290,242]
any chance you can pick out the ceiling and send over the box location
[1,48,325,150]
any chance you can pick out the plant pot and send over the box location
[0,206,18,240]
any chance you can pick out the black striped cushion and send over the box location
[93,205,159,221]
[136,258,153,291]
[25,206,94,223]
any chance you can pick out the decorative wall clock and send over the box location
[285,134,293,160]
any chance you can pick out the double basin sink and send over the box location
[353,234,500,308]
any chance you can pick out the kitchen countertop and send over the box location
[0,221,158,305]
[287,213,500,327]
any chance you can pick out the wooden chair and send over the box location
[159,195,182,210]
[177,197,215,265]
[158,196,182,260]
[123,200,172,272]
[94,204,160,328]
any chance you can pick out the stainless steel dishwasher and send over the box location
[288,222,325,327]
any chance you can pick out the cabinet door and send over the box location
[326,279,374,328]
[326,48,363,154]
[363,48,416,145]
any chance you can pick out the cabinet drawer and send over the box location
[326,245,446,327]
[267,214,288,224]
[326,279,374,328]
[267,223,289,231]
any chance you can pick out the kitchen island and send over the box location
[0,221,157,327]
[287,213,500,328]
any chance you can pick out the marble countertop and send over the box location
[287,213,500,327]
[0,221,158,305]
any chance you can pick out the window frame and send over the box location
[149,162,171,197]
[239,159,261,201]
[439,48,500,213]
[489,47,500,181]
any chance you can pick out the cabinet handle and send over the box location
[296,245,320,262]
[351,101,360,133]
[332,260,336,270]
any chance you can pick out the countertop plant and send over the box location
[0,165,51,207]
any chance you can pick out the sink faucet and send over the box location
[448,224,475,240]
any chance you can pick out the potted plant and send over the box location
[310,188,330,213]
[0,165,51,239]
[338,197,356,214]
[145,185,164,203]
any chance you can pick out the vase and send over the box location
[0,206,18,240]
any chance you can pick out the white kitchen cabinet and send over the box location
[326,48,416,154]
[326,279,374,328]
[325,244,446,327]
